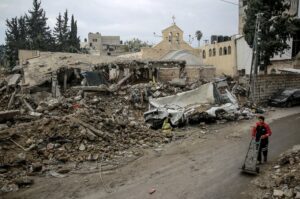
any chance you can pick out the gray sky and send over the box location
[0,0,239,47]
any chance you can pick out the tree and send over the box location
[5,17,19,67]
[243,0,295,73]
[61,10,69,51]
[68,15,80,52]
[26,0,52,50]
[124,38,150,52]
[0,45,8,68]
[53,12,64,51]
[195,30,203,47]
[18,16,29,50]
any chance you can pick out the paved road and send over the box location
[90,112,300,199]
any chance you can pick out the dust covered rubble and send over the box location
[250,145,300,199]
[0,65,261,194]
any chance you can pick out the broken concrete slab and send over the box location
[6,74,21,87]
[149,83,216,108]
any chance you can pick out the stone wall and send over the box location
[19,50,40,64]
[158,68,180,82]
[185,66,215,82]
[253,74,300,102]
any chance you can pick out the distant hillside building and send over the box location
[81,32,124,56]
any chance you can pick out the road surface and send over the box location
[5,108,300,199]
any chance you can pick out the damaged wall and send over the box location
[253,74,300,102]
[158,68,180,82]
[185,66,215,83]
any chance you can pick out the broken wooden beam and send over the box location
[22,98,34,112]
[72,85,109,92]
[0,110,20,122]
[117,72,132,87]
[7,90,17,109]
[68,116,113,139]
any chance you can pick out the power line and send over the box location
[219,0,239,6]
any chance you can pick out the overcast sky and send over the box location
[0,0,239,47]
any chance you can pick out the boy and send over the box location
[252,116,272,164]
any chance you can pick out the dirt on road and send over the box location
[3,107,300,199]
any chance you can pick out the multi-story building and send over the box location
[81,32,123,56]
[237,0,300,74]
[199,35,238,76]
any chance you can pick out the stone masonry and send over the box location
[253,74,300,102]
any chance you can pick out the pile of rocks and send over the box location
[0,89,168,193]
[251,145,300,199]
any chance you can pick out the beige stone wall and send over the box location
[158,68,180,82]
[199,40,237,76]
[268,60,294,74]
[185,67,201,82]
[18,50,40,64]
[161,24,184,42]
[185,66,216,83]
[253,74,300,102]
[200,66,216,81]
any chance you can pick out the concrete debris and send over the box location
[6,74,21,87]
[0,55,269,194]
[273,190,284,197]
[250,145,300,199]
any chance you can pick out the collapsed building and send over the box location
[0,23,265,194]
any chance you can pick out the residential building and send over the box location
[199,36,237,76]
[80,32,124,56]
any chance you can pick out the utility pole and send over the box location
[249,13,263,103]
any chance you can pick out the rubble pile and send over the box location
[0,55,260,194]
[251,145,300,199]
[0,91,166,193]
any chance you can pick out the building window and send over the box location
[223,47,227,55]
[228,46,231,55]
[219,47,223,56]
[213,48,216,56]
[169,32,173,42]
[209,49,212,57]
[176,33,180,43]
[202,50,206,59]
[89,43,92,47]
[92,39,97,42]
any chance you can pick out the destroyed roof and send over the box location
[117,52,143,60]
[23,52,116,87]
[162,50,203,66]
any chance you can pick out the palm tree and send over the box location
[195,30,203,47]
